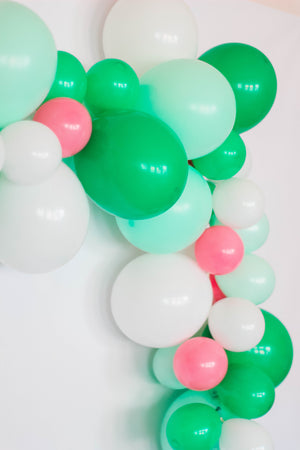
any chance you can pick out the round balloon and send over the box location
[0,164,89,273]
[103,0,198,76]
[219,419,273,450]
[192,132,246,180]
[227,310,293,387]
[216,254,275,305]
[0,2,57,128]
[111,254,213,348]
[85,59,140,115]
[116,167,212,253]
[208,297,265,352]
[234,144,252,178]
[139,59,236,159]
[213,178,265,228]
[45,50,87,102]
[1,121,62,184]
[74,110,188,220]
[200,43,277,133]
[153,346,185,390]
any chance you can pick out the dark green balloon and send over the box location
[166,403,222,450]
[85,58,140,115]
[200,43,277,133]
[45,51,87,102]
[192,132,246,180]
[227,310,293,387]
[74,111,188,219]
[216,364,275,419]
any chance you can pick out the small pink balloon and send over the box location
[34,98,92,158]
[195,225,244,275]
[173,337,228,391]
[210,274,226,304]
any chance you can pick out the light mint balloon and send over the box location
[0,2,57,128]
[216,254,275,305]
[116,167,212,253]
[211,214,269,253]
[161,390,237,450]
[153,346,185,390]
[139,59,236,159]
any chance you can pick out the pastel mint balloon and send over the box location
[216,254,275,305]
[152,345,185,390]
[0,2,57,128]
[139,59,236,159]
[116,167,212,253]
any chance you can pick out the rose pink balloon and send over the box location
[195,226,244,275]
[210,274,226,304]
[34,98,92,158]
[174,337,228,391]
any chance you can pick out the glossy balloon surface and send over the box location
[192,132,246,180]
[227,310,293,387]
[116,167,212,253]
[153,346,184,390]
[166,404,222,450]
[111,254,212,348]
[216,365,275,419]
[219,419,274,450]
[74,110,188,220]
[139,59,236,159]
[216,254,275,305]
[0,2,57,128]
[45,50,87,102]
[200,43,277,133]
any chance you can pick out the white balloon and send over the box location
[213,178,265,229]
[0,135,5,171]
[153,346,184,390]
[220,419,274,450]
[111,254,213,348]
[1,121,62,185]
[103,0,198,76]
[0,163,89,273]
[208,297,265,352]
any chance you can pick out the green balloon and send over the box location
[74,111,188,219]
[45,51,87,102]
[0,2,57,128]
[216,364,275,419]
[227,310,293,387]
[63,156,76,172]
[85,58,140,115]
[166,404,222,450]
[200,43,277,133]
[116,167,212,253]
[192,132,246,180]
[216,254,275,305]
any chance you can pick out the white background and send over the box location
[0,0,299,449]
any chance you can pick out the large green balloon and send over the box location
[200,43,277,133]
[166,404,222,450]
[85,59,140,115]
[0,2,57,128]
[74,111,188,219]
[192,132,246,180]
[45,51,87,102]
[227,310,293,387]
[216,364,275,419]
[116,167,212,253]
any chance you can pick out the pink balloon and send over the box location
[173,337,228,391]
[195,225,244,275]
[34,98,92,158]
[210,274,226,304]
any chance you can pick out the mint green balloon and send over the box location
[216,254,275,305]
[0,2,57,128]
[116,167,212,253]
[153,345,185,390]
[139,59,236,159]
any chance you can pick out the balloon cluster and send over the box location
[0,0,293,449]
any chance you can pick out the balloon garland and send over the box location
[0,1,293,449]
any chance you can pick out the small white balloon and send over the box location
[103,0,198,76]
[0,163,89,273]
[208,297,265,352]
[111,254,213,348]
[153,346,185,390]
[0,135,5,171]
[219,419,274,450]
[1,120,62,185]
[213,178,264,229]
